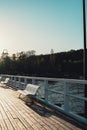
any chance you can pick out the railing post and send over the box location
[24,78,27,85]
[32,79,35,84]
[10,76,12,81]
[10,76,13,86]
[14,76,17,90]
[18,77,21,89]
[44,80,48,103]
[64,82,69,113]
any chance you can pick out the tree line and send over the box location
[0,49,86,79]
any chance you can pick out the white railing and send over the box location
[0,74,87,124]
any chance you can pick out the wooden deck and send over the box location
[0,86,86,130]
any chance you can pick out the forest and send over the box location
[0,49,86,79]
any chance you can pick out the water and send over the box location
[36,81,85,113]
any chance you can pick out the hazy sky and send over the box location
[0,0,87,55]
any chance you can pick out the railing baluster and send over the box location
[18,77,21,89]
[32,79,35,84]
[14,76,17,90]
[44,80,48,103]
[24,78,27,85]
[64,81,69,113]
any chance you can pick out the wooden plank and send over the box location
[14,101,65,130]
[9,103,44,130]
[0,87,85,130]
[4,92,56,130]
[0,112,8,130]
[50,114,82,130]
[0,95,33,130]
[0,89,45,130]
[15,102,62,130]
[0,107,14,130]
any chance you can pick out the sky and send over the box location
[0,0,87,56]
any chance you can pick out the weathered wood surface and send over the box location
[0,87,86,130]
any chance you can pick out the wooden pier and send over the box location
[0,86,86,130]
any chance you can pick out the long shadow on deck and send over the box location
[26,102,87,130]
[26,102,52,117]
